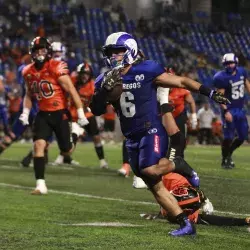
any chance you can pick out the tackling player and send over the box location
[19,37,89,194]
[90,32,229,236]
[213,53,250,169]
[53,62,109,168]
[142,172,250,227]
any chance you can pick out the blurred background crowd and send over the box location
[0,0,250,145]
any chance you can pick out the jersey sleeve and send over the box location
[242,67,248,79]
[54,61,70,79]
[146,60,166,80]
[213,73,227,89]
[94,73,105,89]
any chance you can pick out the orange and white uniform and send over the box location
[169,88,190,118]
[161,173,200,223]
[22,60,69,111]
[103,105,116,121]
[69,73,94,122]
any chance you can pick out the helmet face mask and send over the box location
[76,62,93,84]
[30,37,52,66]
[51,41,66,61]
[222,53,238,74]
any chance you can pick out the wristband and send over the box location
[199,85,212,97]
[160,103,174,114]
[23,107,30,115]
[77,108,85,118]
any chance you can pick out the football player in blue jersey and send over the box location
[0,55,41,166]
[213,53,250,169]
[90,32,229,236]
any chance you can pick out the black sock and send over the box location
[22,150,33,165]
[229,138,244,156]
[175,212,188,226]
[63,155,72,164]
[222,139,232,158]
[199,214,248,226]
[72,133,78,147]
[167,131,185,160]
[95,145,104,160]
[122,140,129,164]
[173,156,194,177]
[33,157,45,179]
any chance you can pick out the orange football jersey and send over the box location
[103,105,116,121]
[169,88,190,118]
[22,60,69,111]
[69,74,95,122]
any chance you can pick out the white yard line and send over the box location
[0,182,249,217]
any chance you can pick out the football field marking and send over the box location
[58,222,142,227]
[0,182,249,217]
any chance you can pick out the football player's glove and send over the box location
[19,108,30,126]
[190,113,198,129]
[210,90,231,105]
[101,68,122,92]
[201,198,214,215]
[77,108,89,127]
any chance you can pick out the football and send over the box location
[106,84,123,102]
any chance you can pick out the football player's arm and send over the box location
[19,83,32,125]
[58,75,89,126]
[154,73,229,104]
[0,77,4,92]
[185,93,197,129]
[244,78,250,94]
[90,88,109,116]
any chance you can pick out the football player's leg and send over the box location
[32,113,52,194]
[230,115,248,156]
[135,131,195,236]
[118,139,131,177]
[221,120,235,168]
[62,122,82,165]
[87,116,108,169]
[162,112,186,160]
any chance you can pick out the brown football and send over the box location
[106,84,123,102]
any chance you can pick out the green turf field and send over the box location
[0,142,249,250]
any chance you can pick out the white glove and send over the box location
[157,87,169,105]
[202,198,214,215]
[19,108,30,126]
[77,108,89,127]
[190,113,198,129]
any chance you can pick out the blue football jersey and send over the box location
[213,67,247,109]
[95,60,165,137]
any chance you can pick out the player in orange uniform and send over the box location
[53,62,108,168]
[19,37,89,194]
[142,172,250,227]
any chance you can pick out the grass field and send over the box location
[0,142,249,250]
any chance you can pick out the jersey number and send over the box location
[31,80,54,100]
[232,84,244,100]
[120,92,135,117]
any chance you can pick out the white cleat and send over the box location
[52,155,64,166]
[31,179,48,195]
[70,160,80,166]
[132,176,148,189]
[100,159,109,169]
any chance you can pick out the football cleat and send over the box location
[100,159,109,169]
[70,160,80,166]
[118,163,130,177]
[31,179,48,195]
[169,218,196,237]
[52,155,64,165]
[132,176,148,189]
[187,171,200,188]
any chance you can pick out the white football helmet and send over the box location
[51,41,67,61]
[102,32,138,68]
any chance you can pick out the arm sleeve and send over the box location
[213,75,226,89]
[55,61,70,80]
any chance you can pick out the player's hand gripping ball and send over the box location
[101,68,123,102]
